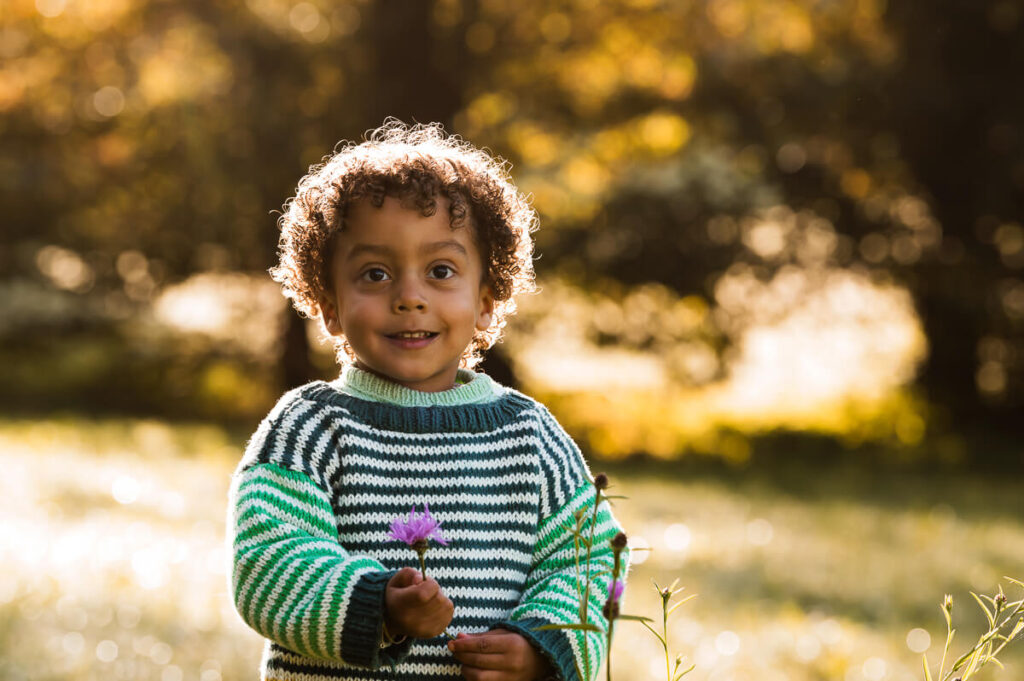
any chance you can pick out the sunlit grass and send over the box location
[604,462,1024,681]
[1,418,1021,681]
[0,418,262,681]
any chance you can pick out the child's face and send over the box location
[319,195,494,392]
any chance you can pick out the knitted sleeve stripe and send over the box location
[499,481,625,681]
[492,406,630,681]
[229,463,398,667]
[532,406,593,519]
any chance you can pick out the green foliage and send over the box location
[922,581,1024,681]
[3,0,1024,439]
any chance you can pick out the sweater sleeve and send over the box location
[492,407,630,681]
[226,391,413,669]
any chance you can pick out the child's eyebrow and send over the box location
[346,240,468,261]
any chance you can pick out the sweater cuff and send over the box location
[492,617,576,681]
[340,569,412,669]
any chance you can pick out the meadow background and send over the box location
[2,0,1023,679]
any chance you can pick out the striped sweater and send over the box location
[227,370,629,681]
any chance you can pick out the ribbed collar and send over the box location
[332,364,504,407]
[308,370,533,434]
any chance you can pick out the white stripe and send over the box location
[270,400,319,465]
[333,495,537,511]
[251,539,344,631]
[309,422,338,487]
[443,585,522,601]
[291,411,324,480]
[240,536,311,627]
[321,427,342,490]
[237,532,346,624]
[340,432,537,459]
[535,414,574,511]
[451,605,514,620]
[340,545,532,567]
[263,553,328,650]
[332,528,535,546]
[233,515,322,552]
[335,470,540,490]
[378,565,530,583]
[270,646,466,674]
[236,486,335,535]
[337,449,538,473]
[332,562,382,658]
[286,557,341,657]
[242,385,303,464]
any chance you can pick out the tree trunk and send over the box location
[882,0,1023,432]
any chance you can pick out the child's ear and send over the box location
[318,296,343,337]
[475,284,495,332]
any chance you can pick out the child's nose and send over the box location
[392,280,428,313]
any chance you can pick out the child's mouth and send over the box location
[386,331,439,348]
[387,331,438,339]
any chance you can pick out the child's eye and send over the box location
[430,264,455,280]
[361,268,390,283]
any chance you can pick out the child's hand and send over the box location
[384,567,454,639]
[447,630,554,681]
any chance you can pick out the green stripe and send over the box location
[236,484,336,539]
[238,465,336,535]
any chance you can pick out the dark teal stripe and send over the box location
[305,382,538,434]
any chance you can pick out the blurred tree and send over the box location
[2,0,1022,446]
[878,0,1024,431]
[448,0,1024,440]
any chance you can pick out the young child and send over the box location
[227,120,629,681]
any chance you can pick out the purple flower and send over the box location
[603,578,625,620]
[609,579,625,604]
[388,503,449,548]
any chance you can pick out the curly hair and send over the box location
[270,119,538,368]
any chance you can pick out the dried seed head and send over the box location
[594,473,609,491]
[611,532,628,550]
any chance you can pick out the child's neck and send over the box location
[352,361,458,393]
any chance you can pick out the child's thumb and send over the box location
[391,567,421,587]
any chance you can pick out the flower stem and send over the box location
[580,488,602,679]
[415,549,455,640]
[606,619,614,681]
[664,600,670,681]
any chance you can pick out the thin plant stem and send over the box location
[663,598,671,681]
[940,604,1024,681]
[580,488,603,679]
[606,618,614,681]
[937,612,950,681]
[417,550,456,640]
[574,515,583,599]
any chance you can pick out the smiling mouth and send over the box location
[387,331,438,339]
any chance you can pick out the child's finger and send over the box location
[459,665,506,681]
[412,578,441,603]
[389,567,421,588]
[449,650,509,669]
[447,632,512,654]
